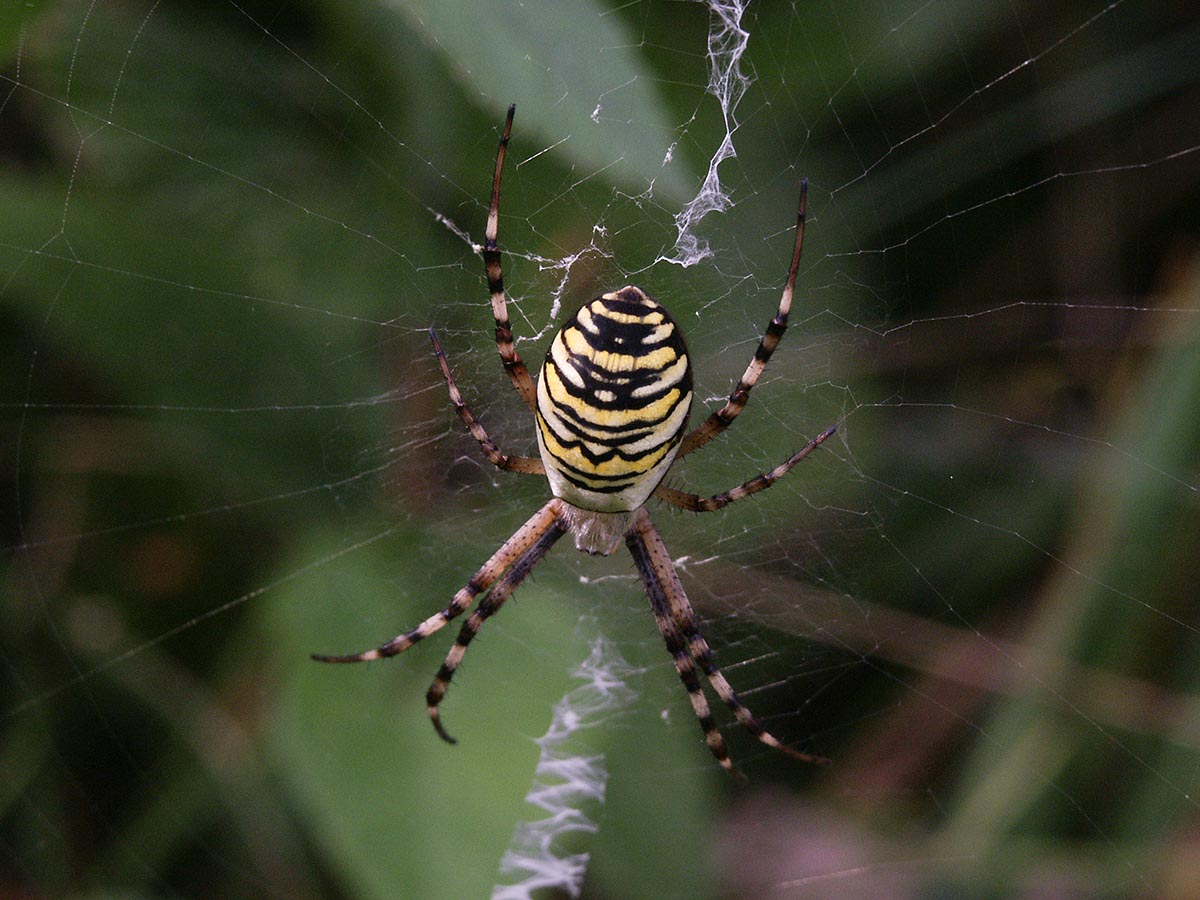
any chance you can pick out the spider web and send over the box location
[2,1,1199,899]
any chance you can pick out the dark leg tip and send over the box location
[430,709,458,745]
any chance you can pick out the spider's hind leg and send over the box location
[626,510,743,779]
[424,510,567,744]
[626,509,827,775]
[312,500,564,665]
[679,615,828,766]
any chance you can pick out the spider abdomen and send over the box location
[535,286,693,513]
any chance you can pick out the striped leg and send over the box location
[483,104,538,412]
[683,624,828,766]
[312,499,564,664]
[653,424,836,512]
[646,519,829,765]
[628,509,826,775]
[429,328,544,475]
[426,515,568,743]
[678,179,809,458]
[626,510,742,780]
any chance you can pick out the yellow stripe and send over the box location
[576,305,601,334]
[543,363,685,429]
[548,332,585,388]
[631,354,689,396]
[562,326,678,372]
[537,418,675,479]
[592,298,665,326]
[640,322,676,344]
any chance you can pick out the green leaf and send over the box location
[383,0,696,201]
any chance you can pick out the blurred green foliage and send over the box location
[2,1,1199,898]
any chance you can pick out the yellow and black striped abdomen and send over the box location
[535,286,693,513]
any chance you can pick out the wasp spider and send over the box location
[315,106,835,779]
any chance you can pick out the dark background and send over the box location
[2,1,1198,897]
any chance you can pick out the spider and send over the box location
[315,106,836,779]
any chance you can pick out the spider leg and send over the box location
[312,499,564,663]
[677,179,809,458]
[429,328,544,475]
[625,510,743,780]
[627,509,827,775]
[483,104,538,413]
[653,424,836,512]
[426,514,568,744]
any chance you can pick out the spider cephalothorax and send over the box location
[315,106,835,779]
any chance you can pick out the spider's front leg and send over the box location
[653,424,837,512]
[482,104,538,412]
[429,328,543,476]
[678,179,810,458]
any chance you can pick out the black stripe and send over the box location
[552,471,640,493]
[539,414,681,467]
[598,294,654,316]
[567,317,673,353]
[753,317,787,361]
[548,363,688,417]
[541,401,681,449]
[547,423,667,457]
[553,349,687,393]
[562,316,682,361]
[546,451,658,482]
